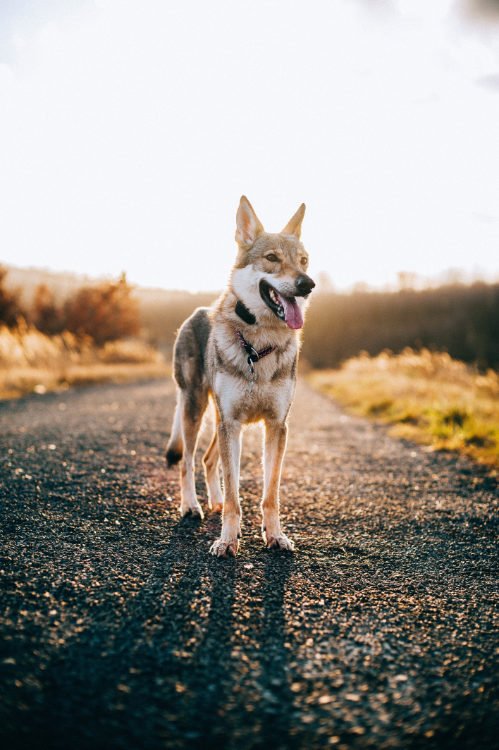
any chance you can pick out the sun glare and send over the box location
[0,0,497,291]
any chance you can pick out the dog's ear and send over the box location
[281,203,306,239]
[235,196,264,249]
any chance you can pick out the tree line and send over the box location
[302,283,499,371]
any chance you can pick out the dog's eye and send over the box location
[265,254,279,263]
[300,257,308,267]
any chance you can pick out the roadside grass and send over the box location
[309,348,499,470]
[0,323,169,399]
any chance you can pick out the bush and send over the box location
[31,284,65,335]
[64,274,140,345]
[0,267,26,327]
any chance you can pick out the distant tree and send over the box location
[397,271,418,290]
[351,281,370,294]
[317,271,334,292]
[31,284,65,335]
[0,266,25,326]
[441,268,466,286]
[64,273,140,344]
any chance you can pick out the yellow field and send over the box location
[310,349,499,470]
[0,323,169,399]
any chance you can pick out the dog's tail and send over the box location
[165,390,183,468]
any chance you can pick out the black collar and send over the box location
[235,299,256,325]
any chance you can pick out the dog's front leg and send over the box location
[261,420,294,551]
[209,418,242,557]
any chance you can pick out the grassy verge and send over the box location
[309,349,499,470]
[0,323,169,400]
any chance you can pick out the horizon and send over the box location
[4,259,498,298]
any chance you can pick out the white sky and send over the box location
[0,0,498,291]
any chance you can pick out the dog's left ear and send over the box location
[281,203,306,239]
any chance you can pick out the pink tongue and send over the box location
[280,295,304,330]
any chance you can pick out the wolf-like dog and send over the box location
[166,196,315,557]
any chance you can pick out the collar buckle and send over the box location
[236,330,274,377]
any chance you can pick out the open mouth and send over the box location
[259,279,304,330]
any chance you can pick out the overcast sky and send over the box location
[1,0,498,291]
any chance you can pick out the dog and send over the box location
[165,196,315,557]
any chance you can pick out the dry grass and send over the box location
[0,323,169,399]
[309,348,499,470]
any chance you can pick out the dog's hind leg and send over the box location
[179,388,208,519]
[203,428,223,513]
[165,389,183,467]
[261,420,294,551]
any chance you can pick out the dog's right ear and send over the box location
[235,196,264,249]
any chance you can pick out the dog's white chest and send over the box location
[213,370,293,424]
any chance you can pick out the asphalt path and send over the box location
[0,378,497,749]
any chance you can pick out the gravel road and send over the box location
[0,378,497,750]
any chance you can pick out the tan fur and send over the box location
[165,197,315,557]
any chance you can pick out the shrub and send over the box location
[64,274,140,345]
[0,266,26,327]
[31,284,65,335]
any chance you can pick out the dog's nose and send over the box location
[295,274,316,296]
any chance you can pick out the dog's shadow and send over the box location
[183,517,296,746]
[255,553,296,740]
[22,515,296,748]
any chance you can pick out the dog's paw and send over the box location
[180,503,204,520]
[209,537,239,558]
[265,533,295,551]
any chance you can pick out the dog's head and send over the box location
[230,196,315,330]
